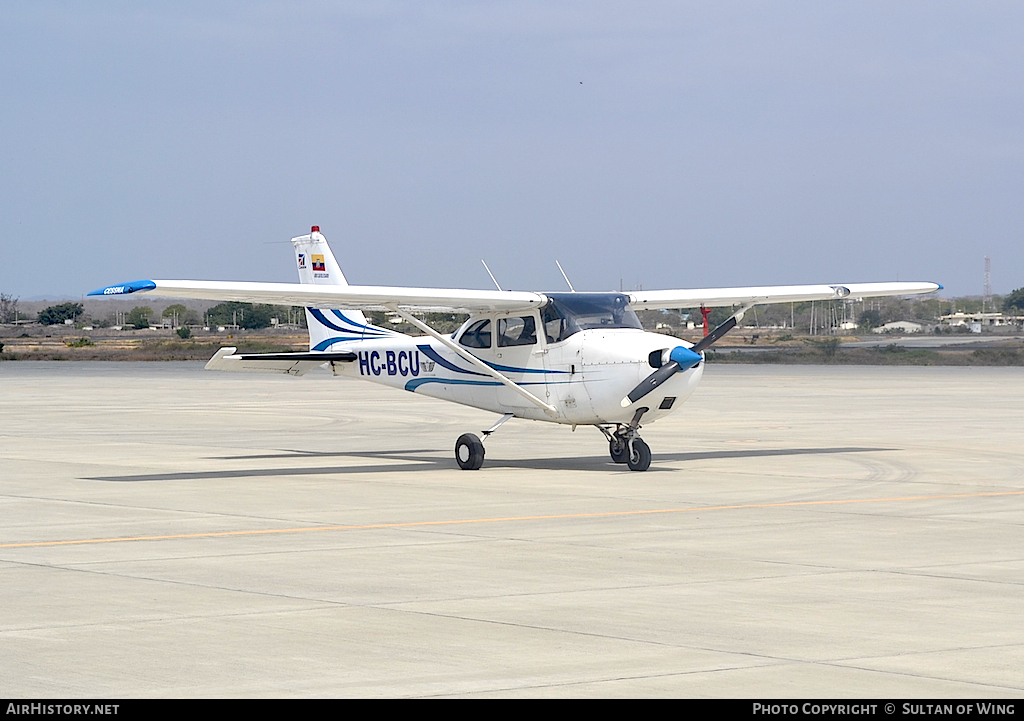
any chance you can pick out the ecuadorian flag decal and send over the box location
[311,255,326,272]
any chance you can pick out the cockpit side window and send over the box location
[497,316,537,347]
[542,304,568,343]
[459,319,492,349]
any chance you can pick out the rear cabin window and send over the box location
[498,316,537,347]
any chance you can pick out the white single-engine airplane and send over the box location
[90,227,941,471]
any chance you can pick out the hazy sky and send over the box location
[2,1,1022,299]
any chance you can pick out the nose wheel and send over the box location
[626,437,651,471]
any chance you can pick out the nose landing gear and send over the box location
[599,407,651,471]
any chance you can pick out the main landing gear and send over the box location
[598,407,651,471]
[455,433,485,470]
[456,409,653,472]
[455,413,513,471]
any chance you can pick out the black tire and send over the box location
[626,438,651,471]
[455,433,485,470]
[609,438,628,464]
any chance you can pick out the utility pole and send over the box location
[983,256,992,313]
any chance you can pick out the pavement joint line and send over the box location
[3,489,1023,549]
[817,660,1024,693]
[424,640,1024,696]
[0,563,838,664]
[828,641,1024,664]
[416,663,789,697]
[4,554,849,616]
[877,567,1024,587]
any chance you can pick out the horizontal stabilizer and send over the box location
[204,347,356,376]
[233,351,358,362]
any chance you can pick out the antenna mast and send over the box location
[480,260,502,291]
[555,260,575,292]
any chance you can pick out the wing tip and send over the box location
[87,280,157,297]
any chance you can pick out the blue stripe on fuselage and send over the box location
[313,336,364,351]
[416,345,487,376]
[404,377,572,392]
[415,344,569,376]
[308,308,390,337]
[330,310,391,335]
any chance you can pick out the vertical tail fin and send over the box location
[291,226,394,351]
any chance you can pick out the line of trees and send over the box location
[204,302,305,329]
[8,300,309,330]
[117,302,306,330]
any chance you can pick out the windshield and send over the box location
[542,293,642,342]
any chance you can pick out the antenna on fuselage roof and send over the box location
[555,260,575,292]
[480,260,503,291]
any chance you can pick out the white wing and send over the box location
[89,279,941,313]
[88,279,546,313]
[629,282,941,310]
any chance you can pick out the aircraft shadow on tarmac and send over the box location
[83,446,894,482]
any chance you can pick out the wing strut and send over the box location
[388,305,559,418]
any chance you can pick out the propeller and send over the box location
[620,307,750,408]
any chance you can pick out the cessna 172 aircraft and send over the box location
[90,227,940,471]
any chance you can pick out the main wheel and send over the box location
[609,438,628,464]
[626,438,651,471]
[455,433,485,470]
